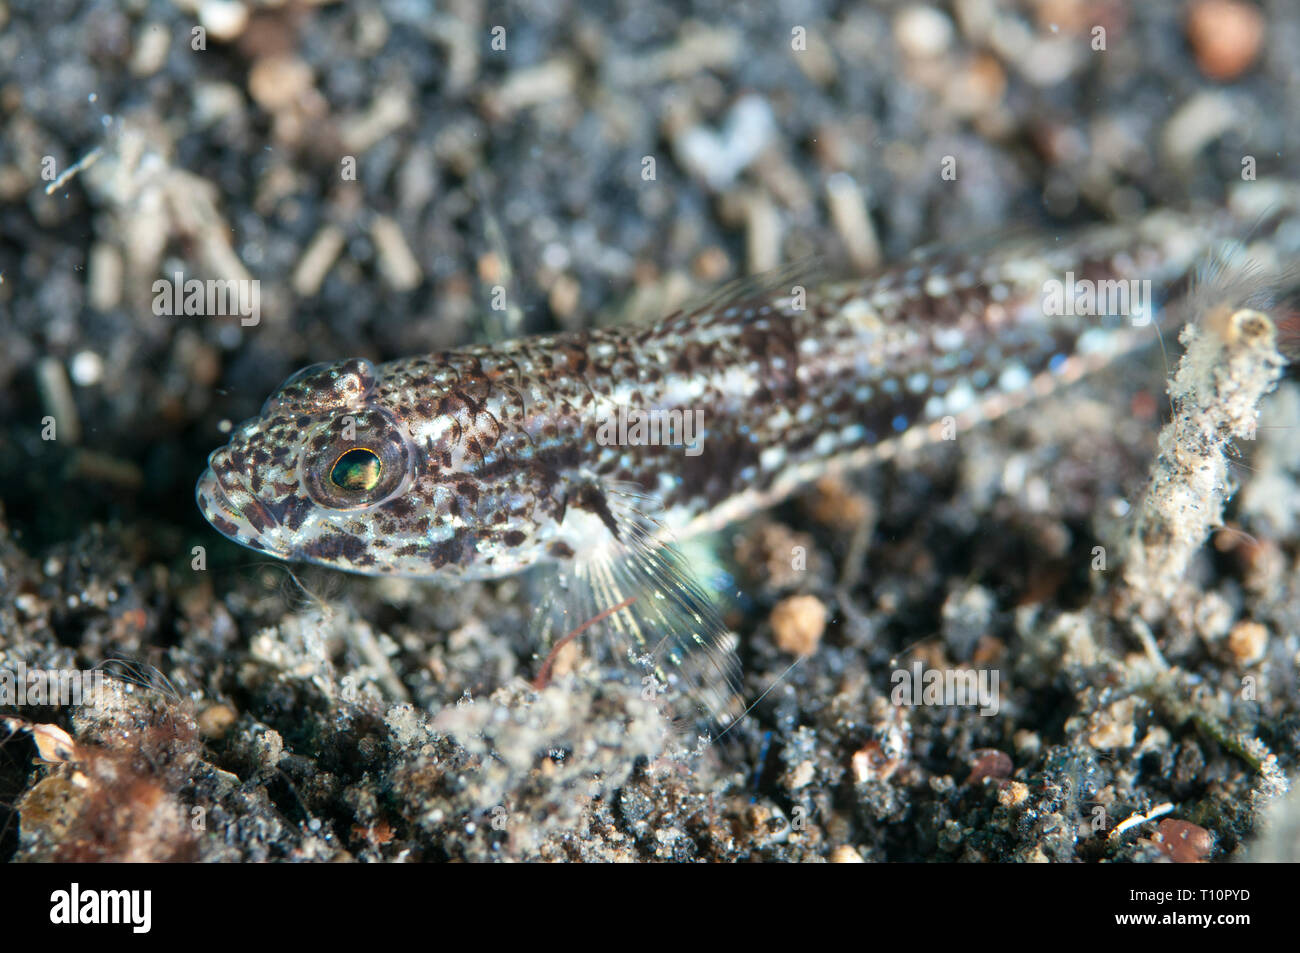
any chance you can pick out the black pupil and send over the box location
[330,449,381,491]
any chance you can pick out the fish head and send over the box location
[196,358,423,572]
[196,356,565,576]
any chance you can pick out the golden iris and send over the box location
[330,448,382,491]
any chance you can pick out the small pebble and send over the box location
[825,172,881,271]
[1193,591,1234,641]
[1150,819,1214,863]
[130,22,171,77]
[851,740,901,783]
[1088,697,1138,750]
[292,225,346,297]
[198,0,249,44]
[36,357,81,445]
[998,780,1029,807]
[69,350,104,387]
[87,242,123,312]
[808,476,871,526]
[371,215,423,291]
[787,760,815,790]
[197,704,238,739]
[692,246,732,283]
[1187,0,1264,81]
[547,273,581,320]
[770,594,827,656]
[1226,620,1267,666]
[1012,730,1041,757]
[966,748,1013,785]
[893,5,955,59]
[248,56,314,112]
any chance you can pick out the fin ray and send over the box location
[535,480,744,730]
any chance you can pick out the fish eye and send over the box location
[330,448,382,491]
[301,409,414,511]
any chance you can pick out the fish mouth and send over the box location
[195,462,285,556]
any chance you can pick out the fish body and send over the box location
[196,194,1296,720]
[197,209,1235,577]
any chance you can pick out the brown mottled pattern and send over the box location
[197,207,1250,577]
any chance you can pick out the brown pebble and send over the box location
[1226,620,1267,666]
[197,703,238,739]
[770,594,827,656]
[966,748,1013,785]
[809,476,872,526]
[1187,0,1263,81]
[828,845,865,863]
[947,54,1006,117]
[547,273,581,320]
[692,246,731,283]
[477,251,505,285]
[248,55,314,112]
[1150,818,1214,863]
[246,54,313,111]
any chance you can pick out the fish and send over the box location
[196,188,1300,724]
